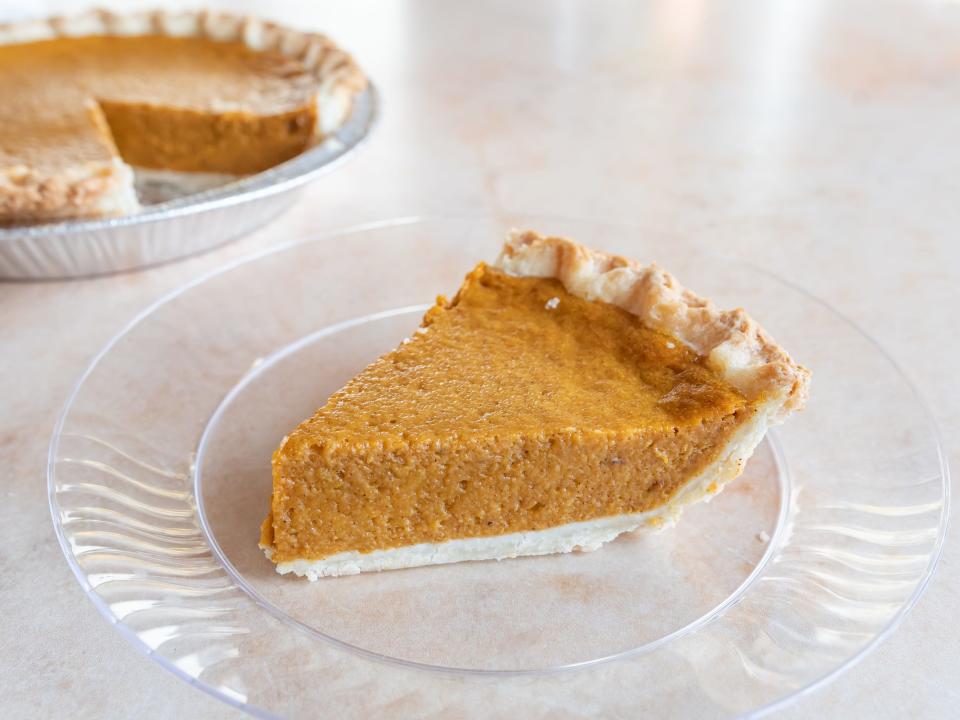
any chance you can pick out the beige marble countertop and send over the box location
[2,0,958,716]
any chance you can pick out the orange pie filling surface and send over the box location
[0,35,321,183]
[262,264,759,564]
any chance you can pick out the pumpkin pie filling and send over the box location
[0,13,365,223]
[0,36,317,174]
[262,264,759,564]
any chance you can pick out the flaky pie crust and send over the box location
[497,230,810,423]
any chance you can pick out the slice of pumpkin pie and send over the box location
[261,230,810,579]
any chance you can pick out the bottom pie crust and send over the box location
[132,167,241,204]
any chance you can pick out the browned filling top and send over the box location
[0,36,319,175]
[264,265,755,562]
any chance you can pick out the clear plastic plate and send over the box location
[49,216,949,717]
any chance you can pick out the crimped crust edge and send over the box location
[496,229,810,423]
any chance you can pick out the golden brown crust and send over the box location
[0,160,138,224]
[496,230,810,423]
[0,9,367,221]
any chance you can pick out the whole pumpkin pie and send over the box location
[261,231,810,579]
[0,10,366,223]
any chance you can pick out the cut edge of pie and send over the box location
[261,230,810,579]
[0,9,367,223]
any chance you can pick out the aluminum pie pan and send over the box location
[0,84,378,280]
